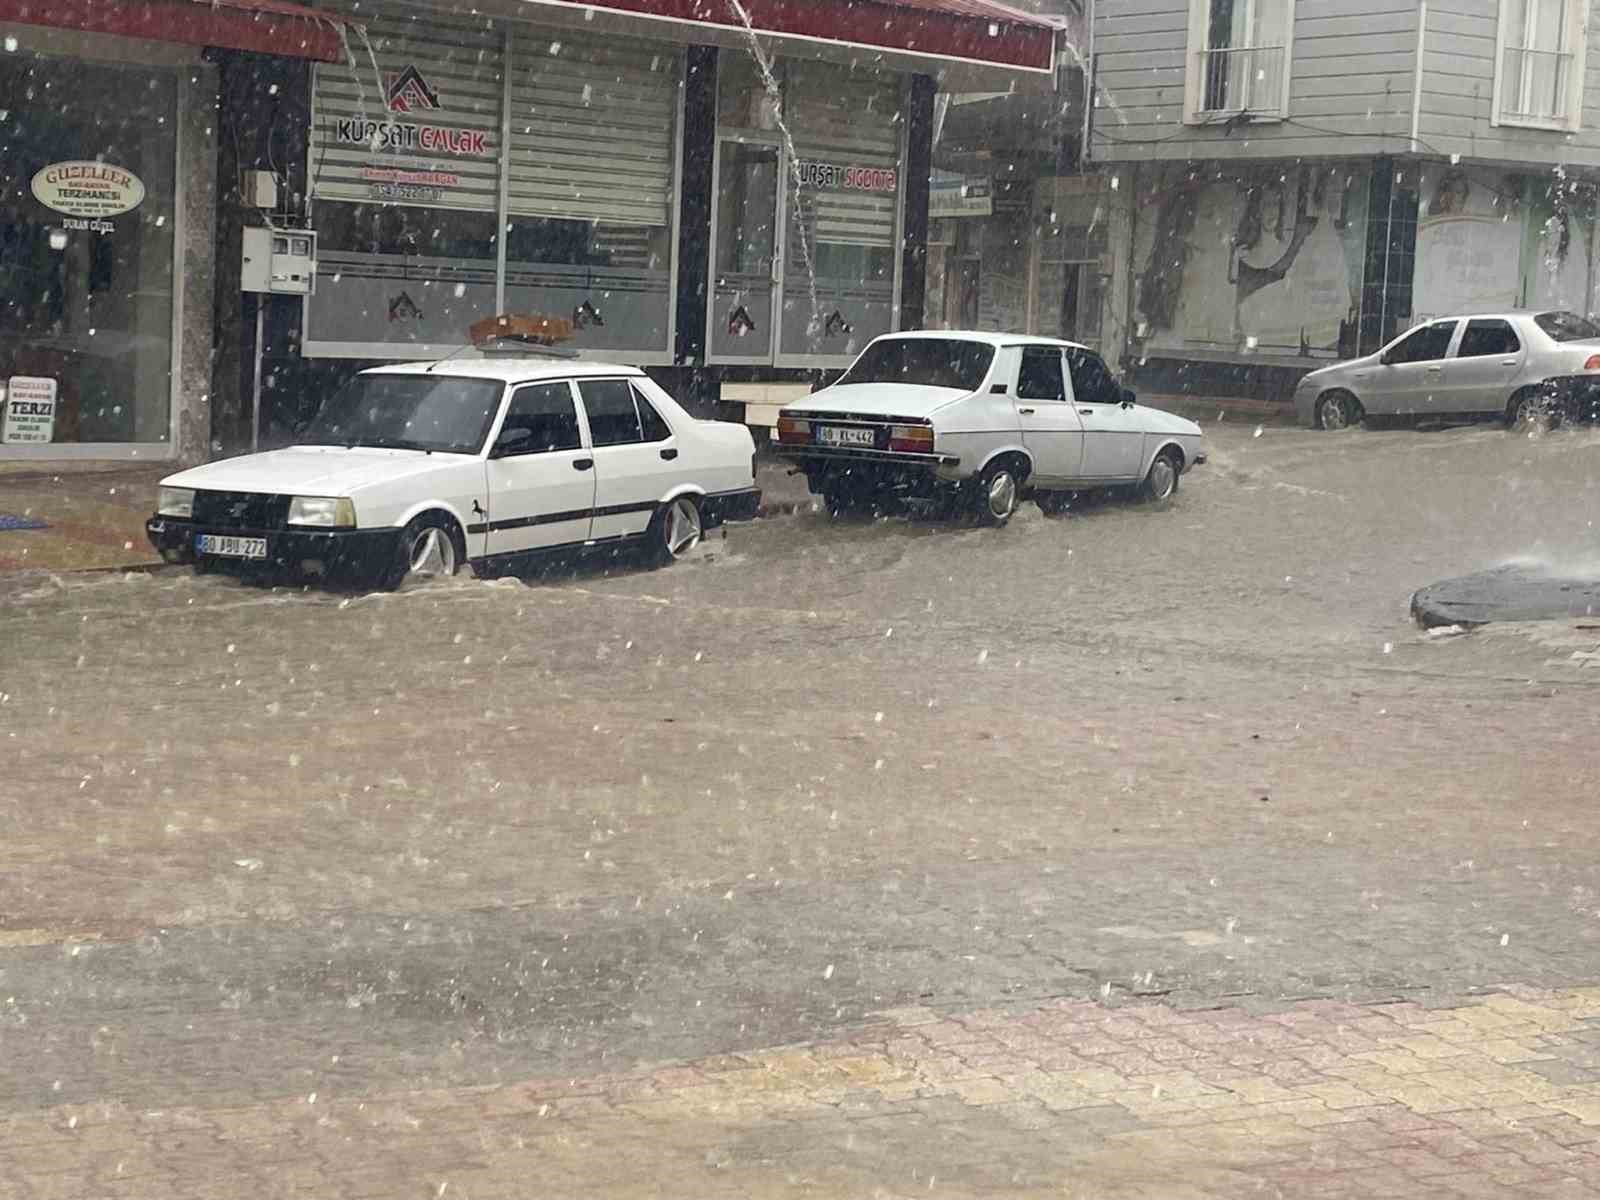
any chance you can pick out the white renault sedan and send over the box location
[146,358,759,588]
[775,331,1205,523]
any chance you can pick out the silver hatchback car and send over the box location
[1293,309,1600,430]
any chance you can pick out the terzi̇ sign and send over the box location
[31,161,145,218]
[796,161,899,193]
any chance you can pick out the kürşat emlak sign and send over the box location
[31,161,145,218]
[796,161,899,193]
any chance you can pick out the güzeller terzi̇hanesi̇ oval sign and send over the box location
[30,161,146,218]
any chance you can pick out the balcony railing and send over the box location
[1196,44,1287,117]
[1499,44,1574,125]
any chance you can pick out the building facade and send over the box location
[0,0,1058,461]
[1089,0,1600,400]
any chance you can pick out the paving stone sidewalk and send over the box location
[12,987,1600,1199]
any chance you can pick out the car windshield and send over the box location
[1534,310,1600,342]
[837,338,995,390]
[297,374,504,454]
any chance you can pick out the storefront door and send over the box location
[707,138,781,363]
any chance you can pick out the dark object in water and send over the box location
[1411,564,1600,628]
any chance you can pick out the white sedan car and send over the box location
[775,331,1205,522]
[146,358,760,588]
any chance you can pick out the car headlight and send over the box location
[157,486,194,518]
[287,496,357,528]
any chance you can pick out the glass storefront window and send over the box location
[0,55,176,445]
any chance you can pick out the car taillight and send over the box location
[776,415,812,444]
[888,424,934,454]
[1583,354,1600,371]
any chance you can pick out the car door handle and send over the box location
[1426,365,1443,373]
[659,447,679,460]
[1078,408,1093,415]
[574,458,594,471]
[1501,358,1519,366]
[1018,407,1036,415]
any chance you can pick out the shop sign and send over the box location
[931,174,992,219]
[796,160,899,194]
[2,376,59,444]
[31,161,145,219]
[334,65,489,159]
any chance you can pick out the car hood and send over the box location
[161,446,476,497]
[1136,406,1203,437]
[785,382,971,420]
[1302,353,1379,383]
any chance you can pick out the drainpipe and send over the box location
[1409,0,1426,154]
[1080,0,1095,166]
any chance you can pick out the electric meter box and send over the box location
[241,226,317,295]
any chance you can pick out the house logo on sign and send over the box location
[386,66,441,114]
[389,292,423,323]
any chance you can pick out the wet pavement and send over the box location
[4,419,1600,1196]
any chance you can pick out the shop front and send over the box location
[304,3,683,364]
[0,35,188,458]
[301,1,920,375]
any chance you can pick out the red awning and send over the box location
[527,0,1057,74]
[0,0,352,63]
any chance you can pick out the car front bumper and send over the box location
[146,516,404,576]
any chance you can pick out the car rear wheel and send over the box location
[1508,388,1562,433]
[1317,391,1360,431]
[1137,450,1182,503]
[1035,490,1072,517]
[382,513,462,590]
[649,495,702,566]
[974,459,1022,526]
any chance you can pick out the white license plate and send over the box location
[196,534,267,560]
[817,425,877,447]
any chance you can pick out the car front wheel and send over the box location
[1317,391,1360,431]
[1137,451,1182,503]
[382,513,462,590]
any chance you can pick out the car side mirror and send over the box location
[491,426,532,457]
[1379,351,1395,366]
[1119,387,1136,408]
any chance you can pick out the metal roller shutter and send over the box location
[309,6,502,213]
[787,62,902,249]
[507,34,680,227]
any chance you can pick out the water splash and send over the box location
[725,0,822,343]
[1057,31,1128,127]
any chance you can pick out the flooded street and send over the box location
[5,422,1600,1132]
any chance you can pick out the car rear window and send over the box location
[1534,311,1600,342]
[837,338,994,391]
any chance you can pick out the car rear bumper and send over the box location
[1543,376,1600,419]
[773,445,961,470]
[146,516,403,575]
[700,487,761,524]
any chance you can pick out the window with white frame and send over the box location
[1185,0,1295,122]
[1495,0,1587,130]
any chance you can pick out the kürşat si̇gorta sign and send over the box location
[796,161,899,193]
